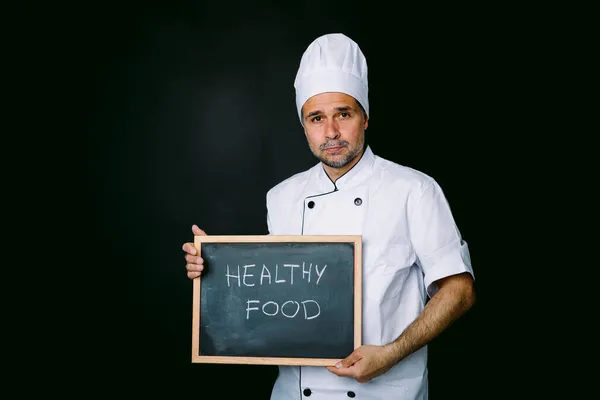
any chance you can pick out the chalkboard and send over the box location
[191,235,362,366]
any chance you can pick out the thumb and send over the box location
[192,225,207,236]
[336,351,362,368]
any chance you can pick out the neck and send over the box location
[323,147,365,182]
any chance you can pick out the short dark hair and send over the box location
[355,99,367,120]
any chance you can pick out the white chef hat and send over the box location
[294,33,369,124]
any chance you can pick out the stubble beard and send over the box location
[312,133,365,168]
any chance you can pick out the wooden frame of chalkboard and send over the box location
[191,234,362,366]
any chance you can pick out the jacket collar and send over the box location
[313,145,375,192]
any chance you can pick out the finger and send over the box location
[327,365,356,377]
[187,271,201,279]
[186,263,204,273]
[337,351,362,368]
[185,254,204,265]
[192,225,207,236]
[182,242,196,256]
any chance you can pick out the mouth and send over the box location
[323,146,345,154]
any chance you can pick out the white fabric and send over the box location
[266,146,474,399]
[294,33,369,123]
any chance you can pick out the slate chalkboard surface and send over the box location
[191,235,362,366]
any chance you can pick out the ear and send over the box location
[364,115,369,130]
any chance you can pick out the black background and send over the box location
[13,0,531,398]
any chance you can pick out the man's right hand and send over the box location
[182,224,207,279]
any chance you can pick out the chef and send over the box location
[183,33,475,399]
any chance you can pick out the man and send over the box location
[183,33,475,399]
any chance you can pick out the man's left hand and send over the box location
[327,345,397,383]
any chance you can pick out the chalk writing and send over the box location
[227,262,328,320]
[246,299,321,320]
[226,263,327,287]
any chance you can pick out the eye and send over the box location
[311,116,322,122]
[340,112,350,118]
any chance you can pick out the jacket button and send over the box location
[307,201,315,209]
[303,388,312,396]
[347,391,356,398]
[354,198,362,206]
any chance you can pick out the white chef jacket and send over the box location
[265,146,474,399]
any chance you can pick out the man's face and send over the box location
[302,92,368,169]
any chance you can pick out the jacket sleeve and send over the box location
[267,211,273,235]
[407,178,474,297]
[266,191,274,235]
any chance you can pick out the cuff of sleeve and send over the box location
[423,240,474,297]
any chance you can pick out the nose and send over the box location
[324,118,340,140]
